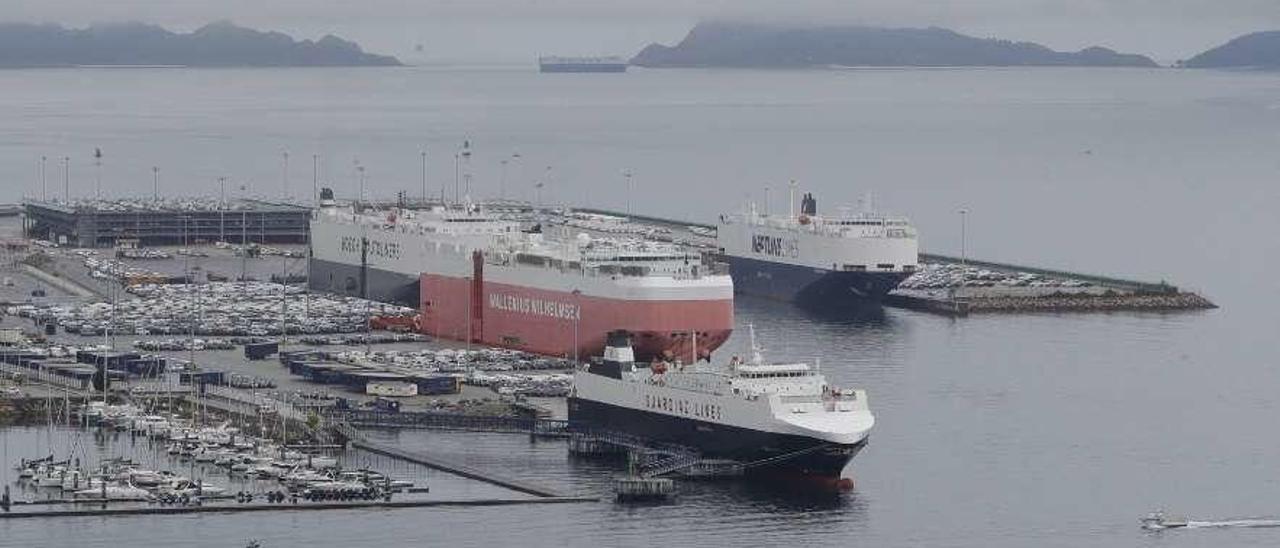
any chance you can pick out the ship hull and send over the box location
[725,255,910,308]
[420,273,732,363]
[569,396,865,478]
[308,257,419,307]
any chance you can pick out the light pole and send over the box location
[357,165,367,206]
[465,276,472,351]
[510,152,522,202]
[282,151,290,200]
[544,166,553,209]
[62,156,70,203]
[420,149,427,205]
[152,167,159,201]
[93,148,102,199]
[460,143,471,203]
[622,169,633,217]
[351,157,361,208]
[499,159,508,201]
[40,156,46,201]
[571,289,581,363]
[312,154,319,206]
[959,208,969,268]
[452,153,459,206]
[218,177,227,242]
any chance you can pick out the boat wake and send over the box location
[1143,511,1280,531]
[1183,519,1280,529]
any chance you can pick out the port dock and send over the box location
[885,253,1216,316]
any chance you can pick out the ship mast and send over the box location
[748,324,764,365]
[789,180,797,219]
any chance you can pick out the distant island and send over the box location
[1183,31,1280,68]
[632,22,1158,68]
[0,21,401,68]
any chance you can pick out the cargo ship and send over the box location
[717,190,918,309]
[569,329,875,479]
[309,197,519,307]
[538,56,628,73]
[309,200,734,362]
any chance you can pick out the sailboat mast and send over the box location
[305,210,311,319]
[241,210,248,300]
[280,254,288,347]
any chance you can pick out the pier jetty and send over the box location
[887,253,1216,317]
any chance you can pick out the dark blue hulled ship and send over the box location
[538,56,628,73]
[716,190,918,310]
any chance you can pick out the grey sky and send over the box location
[6,1,1280,63]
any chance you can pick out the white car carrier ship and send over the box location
[717,190,918,309]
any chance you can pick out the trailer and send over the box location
[244,341,279,361]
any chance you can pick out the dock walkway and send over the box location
[328,409,569,436]
[333,424,569,498]
[0,496,595,519]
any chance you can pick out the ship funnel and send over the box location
[589,330,634,379]
[319,187,337,208]
[801,192,817,216]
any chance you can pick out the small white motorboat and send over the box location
[1142,511,1189,530]
[75,483,152,500]
[157,479,226,497]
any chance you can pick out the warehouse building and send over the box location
[22,198,310,248]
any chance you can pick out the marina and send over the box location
[0,496,595,519]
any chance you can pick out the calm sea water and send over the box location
[3,66,1280,547]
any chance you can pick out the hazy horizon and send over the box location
[4,1,1280,64]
